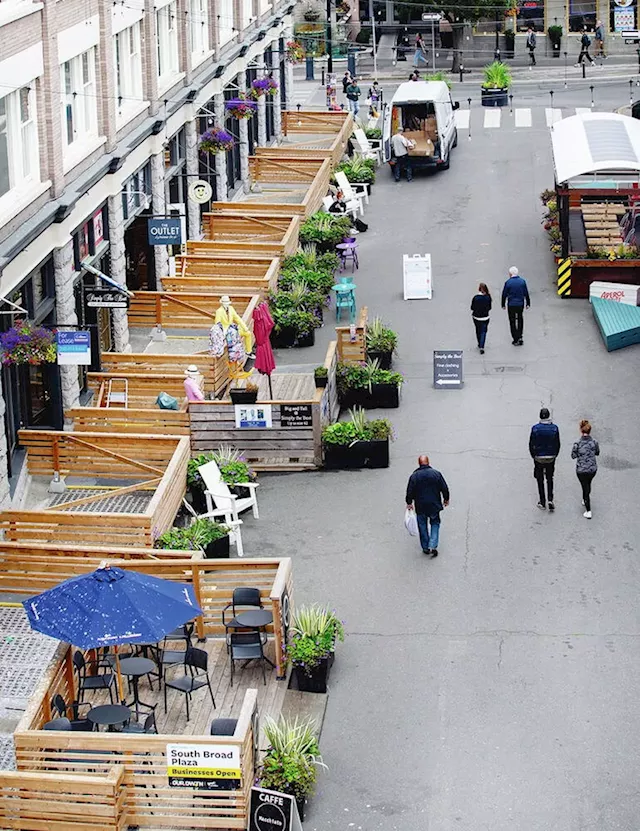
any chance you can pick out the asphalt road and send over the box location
[245,86,640,831]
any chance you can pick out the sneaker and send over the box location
[512,340,518,345]
[479,348,485,354]
[430,549,438,559]
[548,502,555,511]
[517,339,523,345]
[574,63,581,67]
[537,502,546,510]
[583,510,592,519]
[422,549,431,555]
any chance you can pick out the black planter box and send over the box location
[366,349,393,370]
[229,389,257,405]
[315,374,328,387]
[294,657,330,693]
[270,327,297,348]
[204,536,230,558]
[481,87,509,107]
[323,438,389,469]
[187,488,207,514]
[295,329,315,348]
[339,383,400,409]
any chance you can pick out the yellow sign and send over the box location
[557,258,572,297]
[166,743,241,790]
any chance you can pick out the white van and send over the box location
[383,80,459,172]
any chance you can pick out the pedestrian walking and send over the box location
[575,27,594,66]
[595,19,606,58]
[346,77,361,117]
[413,33,429,67]
[526,25,537,67]
[529,407,560,511]
[571,419,599,519]
[368,81,382,117]
[405,455,450,558]
[470,282,492,354]
[391,127,414,182]
[342,70,352,94]
[501,266,530,345]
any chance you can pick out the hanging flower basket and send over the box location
[250,77,279,99]
[199,127,234,154]
[224,96,257,120]
[0,319,57,366]
[286,40,305,64]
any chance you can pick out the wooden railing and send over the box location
[336,306,368,363]
[166,255,279,297]
[128,291,259,332]
[200,214,300,259]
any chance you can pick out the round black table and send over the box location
[228,610,275,668]
[87,704,131,731]
[119,657,156,720]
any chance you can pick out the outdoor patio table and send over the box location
[119,656,156,720]
[228,610,275,668]
[87,704,131,732]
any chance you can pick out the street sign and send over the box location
[422,12,442,20]
[56,331,91,365]
[85,287,130,309]
[188,180,213,204]
[280,403,313,428]
[433,350,463,389]
[234,404,273,429]
[147,217,183,245]
[166,743,241,791]
[403,254,432,300]
[249,787,303,831]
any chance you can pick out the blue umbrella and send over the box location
[24,566,202,701]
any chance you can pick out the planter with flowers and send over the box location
[287,605,345,693]
[250,77,279,99]
[0,320,57,366]
[199,127,234,154]
[322,407,393,469]
[224,96,257,120]
[286,40,306,63]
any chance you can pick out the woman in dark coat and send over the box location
[470,283,492,354]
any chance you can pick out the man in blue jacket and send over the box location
[405,455,450,558]
[501,266,530,345]
[529,407,561,511]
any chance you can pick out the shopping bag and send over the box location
[156,392,179,410]
[404,508,419,537]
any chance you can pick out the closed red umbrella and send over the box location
[253,302,276,398]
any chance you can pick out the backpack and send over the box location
[582,33,591,47]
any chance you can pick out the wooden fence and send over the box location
[243,156,331,216]
[198,215,300,258]
[166,254,280,296]
[207,202,304,220]
[128,291,259,332]
[268,110,353,168]
[336,306,368,363]
[0,432,189,547]
[14,689,259,830]
[98,355,217,392]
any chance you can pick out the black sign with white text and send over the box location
[280,404,313,428]
[249,787,303,831]
[85,288,130,309]
[433,350,463,389]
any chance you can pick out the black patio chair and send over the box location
[222,587,267,646]
[163,647,216,722]
[229,631,267,687]
[210,718,238,736]
[160,622,195,680]
[73,650,115,703]
[43,717,72,730]
[123,711,158,734]
[51,693,93,731]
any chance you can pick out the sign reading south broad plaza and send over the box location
[166,743,240,791]
[433,350,463,389]
[249,787,303,831]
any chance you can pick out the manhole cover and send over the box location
[490,365,526,373]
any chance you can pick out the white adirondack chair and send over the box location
[353,127,382,166]
[197,460,259,519]
[335,171,369,210]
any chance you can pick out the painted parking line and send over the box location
[455,110,470,129]
[483,109,501,129]
[545,107,563,126]
[514,108,532,127]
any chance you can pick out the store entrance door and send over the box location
[125,213,156,291]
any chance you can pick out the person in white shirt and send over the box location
[391,127,415,182]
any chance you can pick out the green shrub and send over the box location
[336,157,376,186]
[482,61,512,89]
[366,317,398,354]
[258,716,325,801]
[365,127,382,140]
[187,448,256,491]
[322,407,393,445]
[155,519,229,550]
[336,360,403,394]
[299,213,352,250]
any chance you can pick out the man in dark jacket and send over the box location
[501,266,530,346]
[405,455,450,558]
[529,407,560,511]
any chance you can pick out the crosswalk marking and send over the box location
[575,107,591,116]
[515,108,532,127]
[545,107,563,126]
[454,110,470,129]
[484,109,501,128]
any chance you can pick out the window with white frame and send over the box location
[61,48,97,149]
[190,0,209,57]
[217,0,234,45]
[0,86,39,200]
[156,2,179,79]
[114,22,143,117]
[242,0,252,27]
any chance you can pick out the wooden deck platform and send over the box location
[247,371,315,401]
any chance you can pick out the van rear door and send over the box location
[382,102,392,162]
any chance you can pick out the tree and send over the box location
[438,0,512,72]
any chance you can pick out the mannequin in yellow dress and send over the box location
[214,295,253,355]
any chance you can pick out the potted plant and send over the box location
[365,127,382,140]
[285,40,305,63]
[250,77,279,99]
[229,381,258,404]
[303,5,321,21]
[336,157,376,187]
[548,25,562,57]
[258,716,326,821]
[336,360,403,409]
[199,127,234,153]
[270,295,321,349]
[322,407,393,469]
[314,366,328,387]
[287,605,344,693]
[503,28,515,59]
[155,520,231,558]
[366,317,398,369]
[224,96,257,119]
[154,525,200,552]
[299,212,352,252]
[0,320,57,366]
[481,61,512,107]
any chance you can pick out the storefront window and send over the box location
[569,0,596,30]
[516,0,544,30]
[611,0,635,31]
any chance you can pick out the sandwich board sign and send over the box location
[433,350,463,389]
[403,254,432,300]
[249,786,303,831]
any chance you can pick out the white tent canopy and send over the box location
[551,113,640,185]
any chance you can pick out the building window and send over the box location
[61,48,97,149]
[114,22,143,117]
[0,86,39,200]
[569,0,596,31]
[217,0,234,46]
[157,2,179,79]
[242,0,252,27]
[190,0,209,56]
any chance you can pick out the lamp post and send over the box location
[326,0,333,72]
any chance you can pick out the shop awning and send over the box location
[551,113,640,185]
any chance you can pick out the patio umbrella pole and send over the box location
[268,374,273,399]
[115,647,125,704]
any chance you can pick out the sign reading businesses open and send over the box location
[166,743,241,790]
